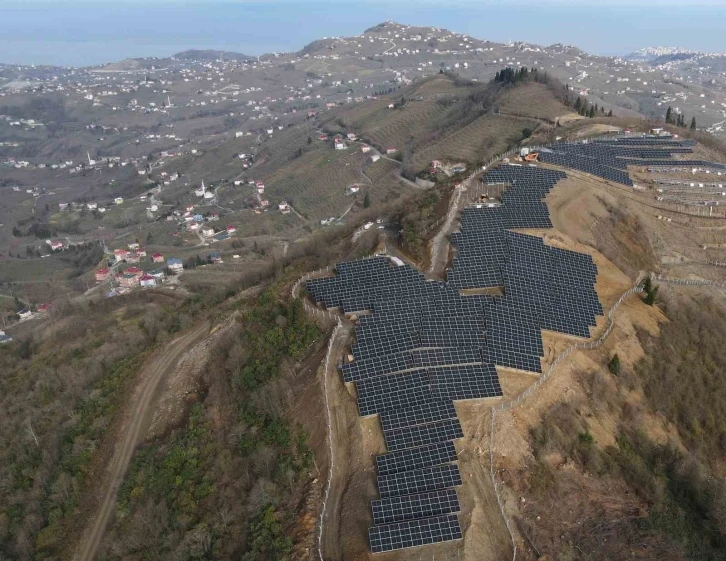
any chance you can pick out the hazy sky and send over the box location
[1,0,725,66]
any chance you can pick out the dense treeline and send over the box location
[100,288,321,560]
[0,291,201,560]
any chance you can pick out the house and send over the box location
[226,225,237,234]
[114,248,130,261]
[59,202,69,211]
[278,201,291,214]
[208,251,222,263]
[36,303,52,313]
[17,309,32,319]
[49,240,64,251]
[128,242,139,250]
[124,267,143,277]
[347,185,360,194]
[214,231,230,242]
[260,199,270,208]
[136,247,147,258]
[139,274,156,287]
[87,202,97,210]
[167,258,183,272]
[202,227,216,237]
[347,133,357,140]
[149,269,166,280]
[203,190,214,200]
[152,253,164,263]
[125,252,141,263]
[319,134,328,141]
[361,145,371,153]
[371,154,381,163]
[114,197,124,205]
[0,331,12,344]
[335,142,347,150]
[431,160,442,169]
[117,273,140,288]
[386,147,397,155]
[95,267,111,282]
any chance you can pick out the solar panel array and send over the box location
[534,135,724,186]
[300,137,707,553]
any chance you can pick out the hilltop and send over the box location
[172,49,255,62]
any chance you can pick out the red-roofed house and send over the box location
[126,252,141,263]
[95,268,111,282]
[124,267,143,277]
[226,225,237,234]
[136,247,147,258]
[114,248,130,262]
[36,303,52,313]
[139,274,156,287]
[386,147,397,155]
[152,253,164,263]
[49,240,64,251]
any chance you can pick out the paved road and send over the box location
[73,322,210,561]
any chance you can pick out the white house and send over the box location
[371,154,381,163]
[278,201,290,214]
[114,197,124,205]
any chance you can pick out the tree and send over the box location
[643,276,658,306]
[608,354,621,376]
[690,116,697,130]
[363,192,371,208]
[307,136,312,145]
[607,109,613,117]
[574,97,582,112]
[665,106,673,124]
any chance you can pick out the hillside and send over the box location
[172,49,255,61]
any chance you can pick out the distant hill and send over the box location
[172,49,255,62]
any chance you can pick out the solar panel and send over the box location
[384,418,464,451]
[369,514,463,553]
[376,441,458,476]
[379,398,458,431]
[378,463,463,498]
[371,488,460,525]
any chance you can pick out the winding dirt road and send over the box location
[74,321,211,561]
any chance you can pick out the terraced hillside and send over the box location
[322,75,573,174]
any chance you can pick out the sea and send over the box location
[0,1,724,67]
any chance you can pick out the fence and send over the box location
[487,272,726,560]
[488,281,645,561]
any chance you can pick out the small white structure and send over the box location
[114,197,124,205]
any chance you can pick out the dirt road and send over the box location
[319,323,355,561]
[74,322,211,561]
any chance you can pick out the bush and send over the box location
[608,353,621,376]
